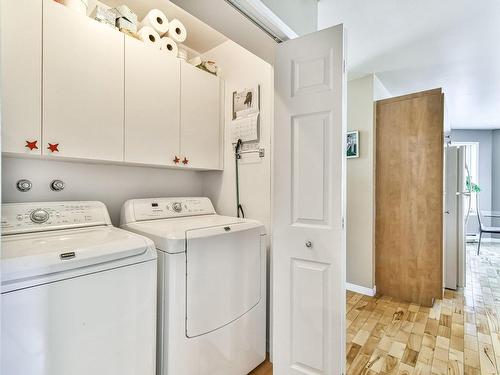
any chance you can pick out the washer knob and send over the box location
[50,179,65,191]
[30,209,49,224]
[16,179,32,192]
[172,202,182,213]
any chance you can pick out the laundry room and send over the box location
[2,0,273,230]
[1,0,275,374]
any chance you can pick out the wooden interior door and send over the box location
[375,88,444,306]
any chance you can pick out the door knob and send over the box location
[305,241,313,248]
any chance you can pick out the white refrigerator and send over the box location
[444,146,471,290]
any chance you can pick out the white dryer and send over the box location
[1,201,157,375]
[120,197,266,375]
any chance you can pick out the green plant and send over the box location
[466,175,481,193]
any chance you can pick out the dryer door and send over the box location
[185,222,262,337]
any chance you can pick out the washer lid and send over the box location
[121,215,263,253]
[1,226,155,286]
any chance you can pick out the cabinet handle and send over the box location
[173,156,180,164]
[47,143,59,152]
[182,157,189,165]
[25,140,38,151]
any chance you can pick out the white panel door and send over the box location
[180,62,222,169]
[273,25,346,374]
[1,0,42,155]
[42,0,124,161]
[124,37,180,166]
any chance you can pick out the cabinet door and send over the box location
[180,63,222,169]
[42,0,124,161]
[124,37,180,166]
[1,0,42,154]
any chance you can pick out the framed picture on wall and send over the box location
[346,130,359,158]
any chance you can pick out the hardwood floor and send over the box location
[347,240,500,374]
[249,357,272,375]
[249,241,500,374]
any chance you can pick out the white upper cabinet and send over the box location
[180,62,222,170]
[124,37,180,166]
[42,0,124,161]
[1,0,223,170]
[1,0,42,155]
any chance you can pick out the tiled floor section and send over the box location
[346,241,500,374]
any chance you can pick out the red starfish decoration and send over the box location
[173,156,180,164]
[182,157,189,165]
[47,143,59,152]
[25,140,38,150]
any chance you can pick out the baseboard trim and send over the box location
[346,282,376,297]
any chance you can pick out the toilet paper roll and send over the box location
[160,37,179,57]
[140,9,169,36]
[137,26,161,49]
[167,19,187,43]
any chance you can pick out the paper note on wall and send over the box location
[231,113,259,144]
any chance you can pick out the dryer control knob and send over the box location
[172,202,182,213]
[30,209,49,224]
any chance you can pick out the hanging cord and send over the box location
[235,139,245,218]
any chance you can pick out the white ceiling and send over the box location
[318,0,500,129]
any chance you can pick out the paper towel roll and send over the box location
[138,26,161,49]
[161,37,179,57]
[167,19,187,43]
[140,9,169,36]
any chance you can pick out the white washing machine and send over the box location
[120,197,266,375]
[1,201,157,375]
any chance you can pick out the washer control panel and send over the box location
[124,198,216,223]
[2,201,111,235]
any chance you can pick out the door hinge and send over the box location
[342,217,345,229]
[343,60,346,73]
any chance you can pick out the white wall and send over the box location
[346,75,375,290]
[201,40,273,235]
[345,74,391,291]
[2,157,204,225]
